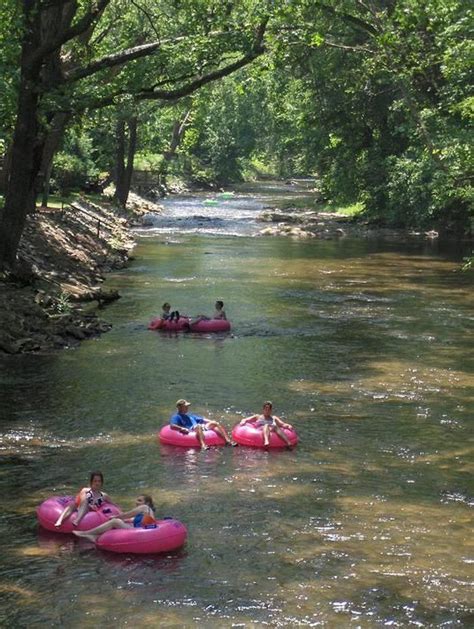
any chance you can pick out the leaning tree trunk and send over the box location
[114,119,126,207]
[39,112,71,207]
[158,109,191,188]
[114,116,138,208]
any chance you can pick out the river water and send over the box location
[0,183,472,627]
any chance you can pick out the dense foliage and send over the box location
[175,0,472,232]
[0,0,472,264]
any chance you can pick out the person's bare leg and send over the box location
[195,424,209,450]
[263,424,271,448]
[55,503,75,527]
[206,421,234,445]
[274,426,292,448]
[73,518,130,542]
[72,499,89,526]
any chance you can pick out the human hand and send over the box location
[180,428,189,434]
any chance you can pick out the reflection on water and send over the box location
[0,187,472,626]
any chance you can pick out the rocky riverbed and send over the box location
[256,207,440,240]
[0,193,162,354]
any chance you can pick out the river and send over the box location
[0,182,472,627]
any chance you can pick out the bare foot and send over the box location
[73,531,97,542]
[201,445,210,450]
[54,521,62,528]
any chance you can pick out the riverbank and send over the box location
[256,205,440,241]
[0,193,162,354]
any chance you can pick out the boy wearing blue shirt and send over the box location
[170,399,237,450]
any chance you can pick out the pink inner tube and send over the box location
[36,496,122,533]
[189,319,231,333]
[158,424,226,447]
[96,518,187,554]
[148,317,190,331]
[232,424,299,448]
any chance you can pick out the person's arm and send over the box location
[170,423,189,434]
[274,416,292,429]
[114,505,145,520]
[240,414,258,426]
[102,491,111,502]
[170,415,189,434]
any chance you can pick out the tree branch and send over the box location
[319,39,374,54]
[313,2,379,37]
[61,18,268,112]
[30,0,111,65]
[136,19,267,102]
[62,30,240,84]
[130,0,162,39]
[137,50,262,102]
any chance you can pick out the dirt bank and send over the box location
[0,193,161,354]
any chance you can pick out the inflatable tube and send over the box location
[148,317,190,331]
[202,199,218,207]
[189,319,231,333]
[217,192,234,200]
[37,496,121,533]
[232,424,299,449]
[158,424,226,447]
[96,518,187,554]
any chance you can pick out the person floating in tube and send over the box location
[170,399,237,450]
[161,302,181,323]
[190,300,226,325]
[239,401,294,450]
[72,494,157,542]
[54,471,111,528]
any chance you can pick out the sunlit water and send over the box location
[0,183,473,627]
[136,180,316,237]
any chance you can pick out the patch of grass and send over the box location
[330,201,365,217]
[276,195,321,211]
[242,156,278,180]
[36,191,105,210]
[36,193,79,209]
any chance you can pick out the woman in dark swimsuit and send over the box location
[54,471,111,527]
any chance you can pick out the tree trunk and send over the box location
[114,116,137,208]
[0,3,42,270]
[0,1,74,270]
[159,110,191,188]
[0,143,13,194]
[114,119,126,207]
[39,112,71,207]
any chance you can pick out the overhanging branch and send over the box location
[30,0,111,65]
